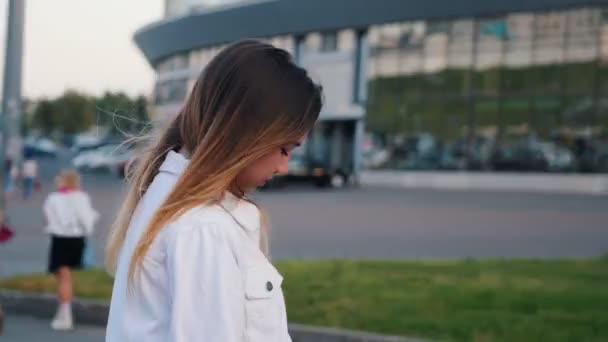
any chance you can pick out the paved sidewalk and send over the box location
[361,170,608,195]
[1,314,105,341]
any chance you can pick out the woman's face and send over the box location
[235,137,305,193]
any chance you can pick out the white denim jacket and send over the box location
[43,190,99,237]
[106,151,291,342]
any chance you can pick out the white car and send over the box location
[538,142,576,172]
[363,148,389,169]
[72,144,133,172]
[72,150,97,170]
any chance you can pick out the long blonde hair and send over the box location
[57,169,81,189]
[105,40,322,282]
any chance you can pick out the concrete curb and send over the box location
[361,170,608,195]
[0,289,108,326]
[0,289,427,342]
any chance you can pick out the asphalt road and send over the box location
[1,155,608,340]
[1,154,607,278]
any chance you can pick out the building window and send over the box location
[172,54,189,70]
[338,30,356,52]
[157,54,189,74]
[154,78,188,105]
[320,31,338,52]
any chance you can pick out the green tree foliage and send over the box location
[55,90,96,134]
[96,91,150,134]
[27,90,149,136]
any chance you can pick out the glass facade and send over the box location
[152,31,363,121]
[367,7,608,173]
[151,5,608,173]
[165,0,249,18]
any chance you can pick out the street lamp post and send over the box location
[1,0,25,225]
[0,0,26,334]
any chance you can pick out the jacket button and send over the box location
[266,281,273,292]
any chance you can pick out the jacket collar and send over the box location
[158,150,261,233]
[158,150,189,176]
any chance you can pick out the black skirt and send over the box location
[48,235,85,273]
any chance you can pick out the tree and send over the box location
[27,91,150,137]
[30,91,96,135]
[31,98,58,135]
[96,92,149,135]
[133,95,150,133]
[53,90,96,134]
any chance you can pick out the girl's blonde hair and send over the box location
[105,40,322,282]
[58,169,81,189]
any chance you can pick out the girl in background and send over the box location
[44,169,99,330]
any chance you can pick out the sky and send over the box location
[0,0,164,99]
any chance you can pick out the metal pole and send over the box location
[1,0,26,223]
[592,10,602,130]
[466,20,479,169]
[352,29,368,186]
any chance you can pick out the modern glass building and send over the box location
[135,0,608,173]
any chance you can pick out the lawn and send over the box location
[1,258,607,342]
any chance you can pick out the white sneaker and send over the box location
[51,314,74,331]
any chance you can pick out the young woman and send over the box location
[44,169,99,330]
[105,40,323,341]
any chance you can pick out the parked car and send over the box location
[391,133,443,170]
[439,143,467,170]
[264,148,341,189]
[70,135,109,153]
[116,156,134,178]
[263,137,350,189]
[23,137,58,157]
[72,144,133,172]
[538,142,577,172]
[491,137,576,172]
[362,133,390,169]
[363,148,390,169]
[439,136,493,171]
[574,137,608,173]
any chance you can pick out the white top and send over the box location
[106,151,291,342]
[22,159,38,178]
[10,164,19,179]
[43,191,99,237]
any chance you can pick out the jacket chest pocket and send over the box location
[243,262,284,337]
